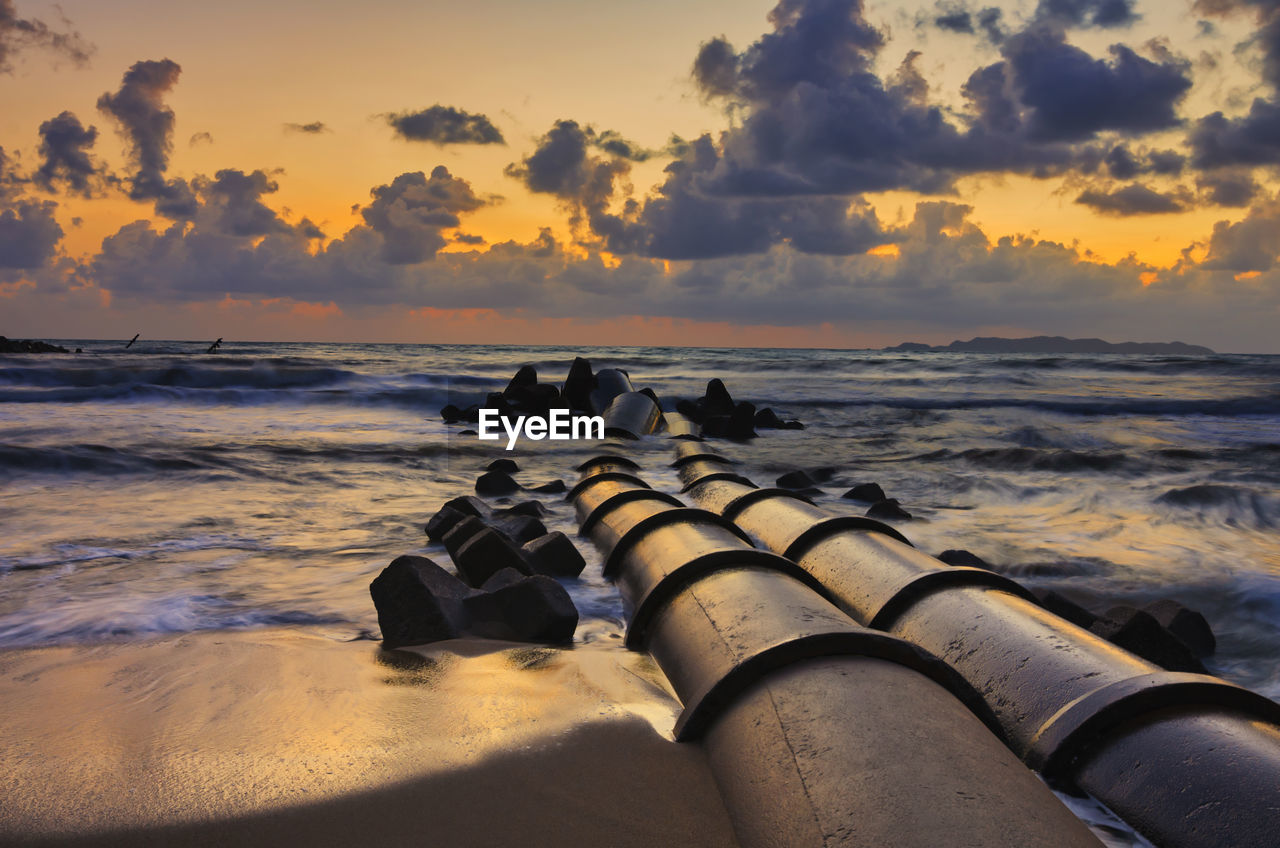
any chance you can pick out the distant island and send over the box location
[883,336,1216,355]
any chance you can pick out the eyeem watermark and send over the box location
[477,408,605,450]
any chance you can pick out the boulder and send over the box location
[443,515,489,560]
[425,505,467,541]
[440,404,465,423]
[866,498,913,521]
[754,407,784,429]
[495,500,549,519]
[564,357,594,411]
[676,398,705,424]
[480,567,528,592]
[727,401,757,439]
[490,513,548,545]
[703,379,735,417]
[1143,599,1216,657]
[486,458,520,474]
[476,470,522,496]
[530,479,567,494]
[443,495,491,519]
[471,575,578,643]
[504,365,538,397]
[369,555,475,648]
[1090,606,1206,673]
[453,527,533,587]
[777,470,818,490]
[522,532,587,578]
[842,482,887,502]
[937,549,993,570]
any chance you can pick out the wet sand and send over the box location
[0,629,739,847]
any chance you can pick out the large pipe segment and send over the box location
[678,443,1280,848]
[571,455,1104,848]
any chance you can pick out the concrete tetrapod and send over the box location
[677,445,1280,848]
[572,459,1102,848]
[602,391,663,440]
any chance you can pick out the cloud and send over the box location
[0,0,93,73]
[0,199,62,272]
[1033,0,1139,29]
[358,166,486,264]
[188,131,213,147]
[1074,182,1190,215]
[97,59,195,218]
[198,169,292,237]
[1188,98,1280,168]
[1197,169,1260,205]
[1199,194,1280,271]
[34,111,100,195]
[385,105,504,145]
[284,121,329,134]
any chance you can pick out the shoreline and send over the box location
[0,628,738,847]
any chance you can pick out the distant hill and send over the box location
[883,336,1216,355]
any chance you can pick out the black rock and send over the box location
[937,549,992,570]
[443,495,491,519]
[454,527,533,587]
[491,514,548,545]
[495,500,549,519]
[522,532,587,578]
[0,336,69,354]
[425,505,467,541]
[727,401,757,439]
[369,555,475,648]
[472,575,578,643]
[704,379,735,417]
[564,356,594,412]
[461,406,482,423]
[476,470,522,496]
[866,499,913,521]
[440,404,465,423]
[779,419,805,430]
[1031,589,1098,630]
[1143,599,1216,657]
[1091,606,1206,673]
[443,515,489,560]
[777,470,818,490]
[504,365,538,397]
[458,429,478,436]
[754,407,784,429]
[842,483,887,502]
[486,458,520,474]
[530,479,567,494]
[700,415,730,437]
[480,567,527,592]
[676,398,705,424]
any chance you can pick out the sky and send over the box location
[2,0,1280,351]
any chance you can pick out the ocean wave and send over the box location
[1155,484,1279,528]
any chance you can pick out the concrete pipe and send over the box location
[571,466,1102,848]
[589,368,633,415]
[662,410,700,439]
[602,391,663,440]
[681,447,1280,848]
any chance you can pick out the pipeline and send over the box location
[571,456,1103,848]
[676,442,1280,848]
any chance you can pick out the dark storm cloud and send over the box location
[1197,170,1260,205]
[1103,144,1186,178]
[1074,183,1189,215]
[0,0,93,73]
[692,36,739,98]
[34,111,99,195]
[284,121,329,134]
[199,169,291,237]
[998,28,1192,141]
[1199,195,1280,271]
[385,106,504,145]
[0,199,62,269]
[1189,98,1280,168]
[359,166,485,264]
[1033,0,1138,29]
[932,3,975,33]
[97,59,196,218]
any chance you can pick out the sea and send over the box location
[4,339,1278,843]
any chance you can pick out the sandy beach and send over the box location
[0,628,738,847]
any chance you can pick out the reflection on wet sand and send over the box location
[0,629,736,847]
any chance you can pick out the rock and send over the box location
[504,365,538,397]
[700,415,730,437]
[779,419,805,430]
[476,470,522,496]
[1143,599,1216,657]
[369,555,475,648]
[777,470,818,490]
[443,495,491,519]
[461,406,482,423]
[676,398,705,424]
[425,505,467,541]
[491,513,548,545]
[530,479,567,494]
[522,532,587,578]
[842,483,887,502]
[1090,606,1206,673]
[727,401,757,439]
[454,527,533,587]
[564,357,594,412]
[495,500,549,519]
[703,379,735,417]
[486,458,520,473]
[480,567,527,592]
[1031,589,1098,630]
[473,575,578,643]
[754,407,784,429]
[0,336,69,354]
[937,549,992,570]
[867,499,913,521]
[443,515,489,560]
[440,404,465,423]
[484,392,515,417]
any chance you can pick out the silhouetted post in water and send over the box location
[125,333,140,349]
[207,338,223,353]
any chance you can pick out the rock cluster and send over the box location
[0,336,68,354]
[676,378,802,439]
